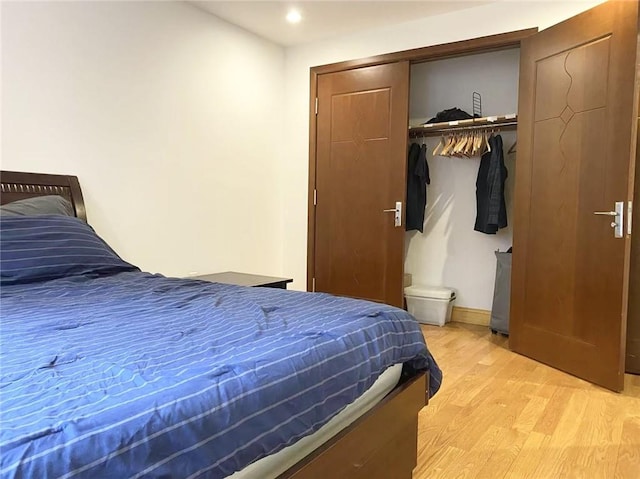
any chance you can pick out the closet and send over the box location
[405,49,520,317]
[308,0,638,391]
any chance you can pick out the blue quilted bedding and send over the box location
[0,216,441,478]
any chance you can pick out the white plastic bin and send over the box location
[404,285,456,326]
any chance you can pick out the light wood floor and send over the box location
[415,323,640,479]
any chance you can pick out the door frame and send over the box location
[307,28,538,291]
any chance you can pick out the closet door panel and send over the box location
[314,62,409,307]
[627,118,640,373]
[511,0,638,391]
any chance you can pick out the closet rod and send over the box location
[410,122,517,138]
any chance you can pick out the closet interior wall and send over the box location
[405,48,520,311]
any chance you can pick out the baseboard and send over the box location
[451,306,491,326]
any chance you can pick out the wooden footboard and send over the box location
[278,371,428,479]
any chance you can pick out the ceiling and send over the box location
[190,1,494,47]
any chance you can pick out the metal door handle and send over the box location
[593,202,624,238]
[382,201,402,227]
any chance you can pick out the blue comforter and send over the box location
[0,272,441,478]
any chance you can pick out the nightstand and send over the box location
[193,272,293,289]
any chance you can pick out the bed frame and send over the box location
[0,169,429,479]
[278,372,427,479]
[1,170,87,221]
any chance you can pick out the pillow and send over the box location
[0,215,139,285]
[0,195,75,217]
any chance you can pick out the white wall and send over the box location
[282,0,605,291]
[409,49,520,125]
[1,1,285,278]
[405,49,519,310]
[1,0,607,288]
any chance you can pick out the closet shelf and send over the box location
[409,114,518,136]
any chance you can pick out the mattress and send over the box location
[231,363,403,479]
[0,263,441,478]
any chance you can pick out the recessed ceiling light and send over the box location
[286,9,302,24]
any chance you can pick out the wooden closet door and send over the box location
[314,62,409,307]
[627,117,640,374]
[511,0,638,391]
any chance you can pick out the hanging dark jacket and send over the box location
[406,143,430,232]
[474,134,508,234]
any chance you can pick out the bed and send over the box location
[0,170,442,479]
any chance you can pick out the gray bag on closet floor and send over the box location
[490,251,512,335]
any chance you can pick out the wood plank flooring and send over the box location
[415,323,640,479]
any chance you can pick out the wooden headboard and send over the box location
[0,170,87,221]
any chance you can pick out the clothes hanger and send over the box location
[474,129,484,156]
[461,131,472,157]
[440,133,451,156]
[465,130,477,157]
[484,129,492,153]
[466,130,478,158]
[470,130,480,157]
[452,132,464,156]
[441,132,455,156]
[433,133,444,156]
[469,130,477,156]
[508,140,517,154]
[453,132,466,157]
[459,131,469,157]
[459,130,472,157]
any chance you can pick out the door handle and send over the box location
[383,201,402,227]
[593,201,624,238]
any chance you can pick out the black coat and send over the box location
[406,143,430,232]
[475,134,508,234]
